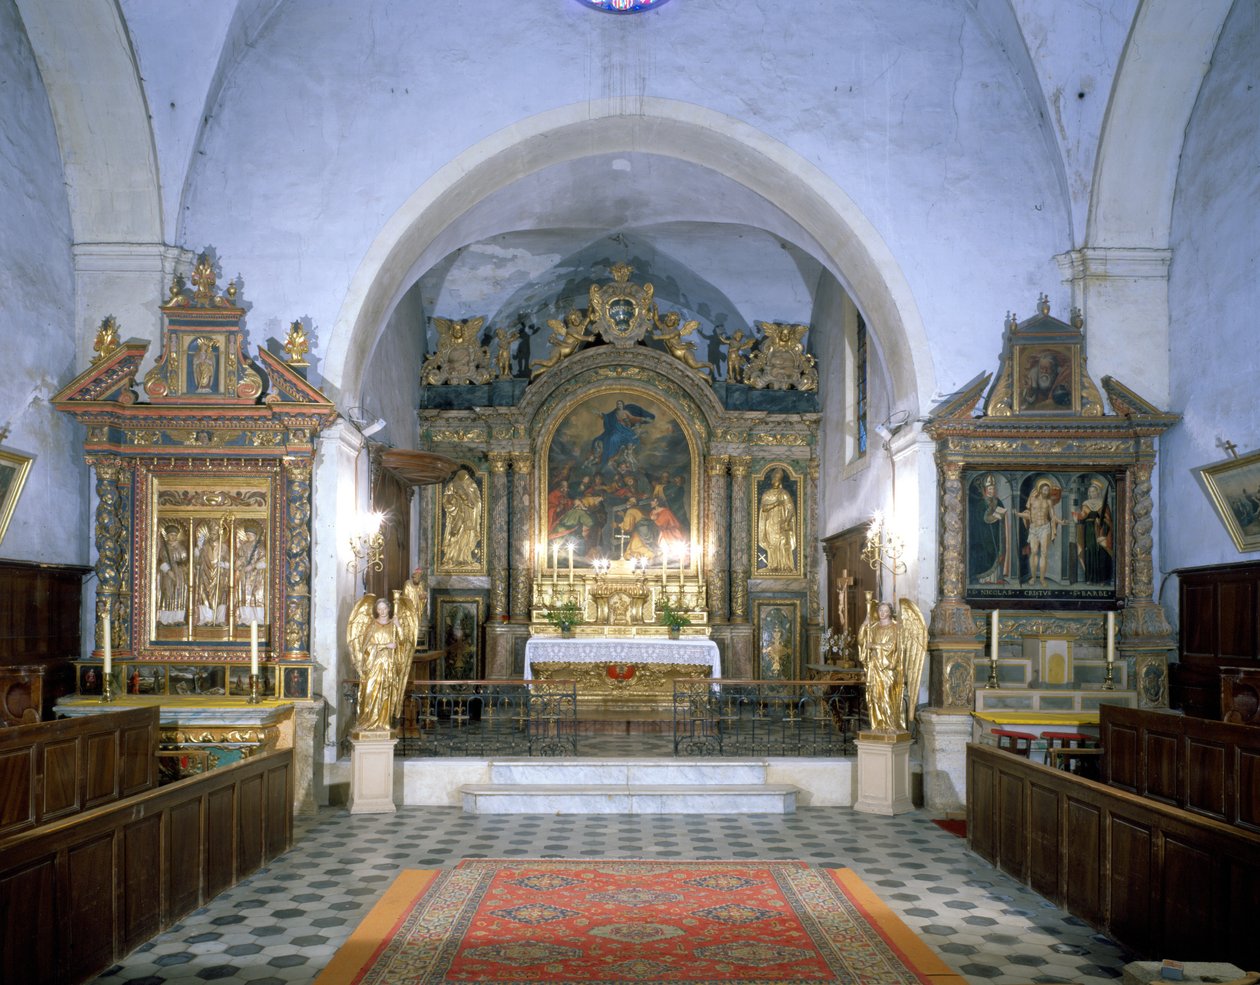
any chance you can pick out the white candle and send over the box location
[103,612,112,677]
[250,620,260,676]
[990,608,999,664]
[661,548,668,586]
[552,541,559,582]
[567,542,574,584]
[678,548,685,586]
[1106,611,1115,664]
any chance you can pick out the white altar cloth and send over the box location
[523,637,721,680]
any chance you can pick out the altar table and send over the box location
[524,637,721,715]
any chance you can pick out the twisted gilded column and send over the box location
[282,457,314,658]
[487,453,511,618]
[728,456,751,622]
[90,457,133,653]
[509,453,533,620]
[705,455,729,623]
[929,460,972,638]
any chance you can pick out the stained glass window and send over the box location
[576,0,671,12]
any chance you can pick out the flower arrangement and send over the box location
[820,626,857,666]
[658,598,692,633]
[543,598,584,632]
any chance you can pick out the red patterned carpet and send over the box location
[315,859,966,985]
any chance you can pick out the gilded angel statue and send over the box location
[346,589,420,733]
[856,591,927,733]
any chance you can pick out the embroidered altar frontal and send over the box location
[316,859,962,985]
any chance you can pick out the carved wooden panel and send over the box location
[1161,835,1215,960]
[967,755,997,862]
[0,859,58,985]
[42,738,79,818]
[1028,781,1060,898]
[1107,816,1152,953]
[1241,749,1260,829]
[1104,722,1138,791]
[1181,582,1216,659]
[122,814,162,952]
[0,559,90,718]
[1175,561,1260,716]
[998,771,1026,879]
[237,773,264,876]
[168,798,203,917]
[0,748,34,831]
[265,763,290,859]
[1185,737,1228,821]
[121,723,156,796]
[206,785,235,899]
[1064,799,1102,923]
[84,730,118,807]
[66,834,116,982]
[1142,730,1180,805]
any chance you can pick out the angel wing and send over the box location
[345,594,377,680]
[897,598,929,724]
[392,590,419,660]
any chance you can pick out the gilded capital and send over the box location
[707,455,729,476]
[510,453,533,474]
[488,452,510,474]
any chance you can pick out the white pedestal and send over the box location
[854,731,914,816]
[917,709,974,816]
[348,731,398,814]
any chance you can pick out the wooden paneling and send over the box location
[0,750,292,985]
[998,771,1026,879]
[1175,561,1260,716]
[1028,781,1060,898]
[0,707,158,838]
[1105,722,1138,791]
[206,785,235,900]
[821,525,877,635]
[968,742,1260,966]
[0,560,91,719]
[1101,705,1260,835]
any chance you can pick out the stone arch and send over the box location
[328,99,934,417]
[1088,0,1233,247]
[16,0,162,244]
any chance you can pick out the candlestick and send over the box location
[250,620,260,676]
[1102,610,1117,690]
[985,608,1000,689]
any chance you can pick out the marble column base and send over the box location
[917,708,973,816]
[348,730,397,814]
[853,731,914,816]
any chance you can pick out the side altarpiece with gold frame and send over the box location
[923,296,1179,714]
[418,265,823,682]
[53,255,337,778]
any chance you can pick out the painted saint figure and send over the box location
[1017,480,1063,587]
[234,520,267,625]
[757,468,797,572]
[969,474,1008,585]
[1074,479,1113,584]
[593,400,655,472]
[193,521,229,626]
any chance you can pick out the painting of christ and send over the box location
[543,390,695,569]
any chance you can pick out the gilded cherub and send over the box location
[652,310,712,378]
[719,328,755,383]
[494,326,519,379]
[531,309,595,378]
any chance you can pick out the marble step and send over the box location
[461,782,799,815]
[487,758,769,786]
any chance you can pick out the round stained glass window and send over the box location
[576,0,671,12]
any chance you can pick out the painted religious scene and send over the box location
[965,468,1117,604]
[543,390,695,572]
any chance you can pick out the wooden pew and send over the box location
[0,705,158,838]
[968,741,1260,967]
[0,747,292,985]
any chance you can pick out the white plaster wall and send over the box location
[1162,0,1260,577]
[174,0,1070,407]
[0,0,86,564]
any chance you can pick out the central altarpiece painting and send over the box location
[418,264,822,703]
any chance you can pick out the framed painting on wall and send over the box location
[540,387,697,574]
[435,595,485,680]
[1011,343,1081,414]
[0,448,33,545]
[1197,448,1260,553]
[754,598,800,680]
[964,468,1119,606]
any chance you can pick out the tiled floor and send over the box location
[94,802,1129,985]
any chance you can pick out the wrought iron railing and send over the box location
[393,679,579,757]
[672,678,863,757]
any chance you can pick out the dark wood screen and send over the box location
[821,524,877,634]
[1172,561,1260,718]
[365,448,413,599]
[0,559,92,718]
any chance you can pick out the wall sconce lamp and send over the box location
[873,409,912,448]
[347,511,387,585]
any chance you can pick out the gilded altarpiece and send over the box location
[53,254,336,784]
[418,267,822,685]
[923,297,1179,715]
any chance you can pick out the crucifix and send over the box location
[833,568,856,631]
[1217,436,1239,459]
[614,529,629,560]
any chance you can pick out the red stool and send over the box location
[991,728,1036,758]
